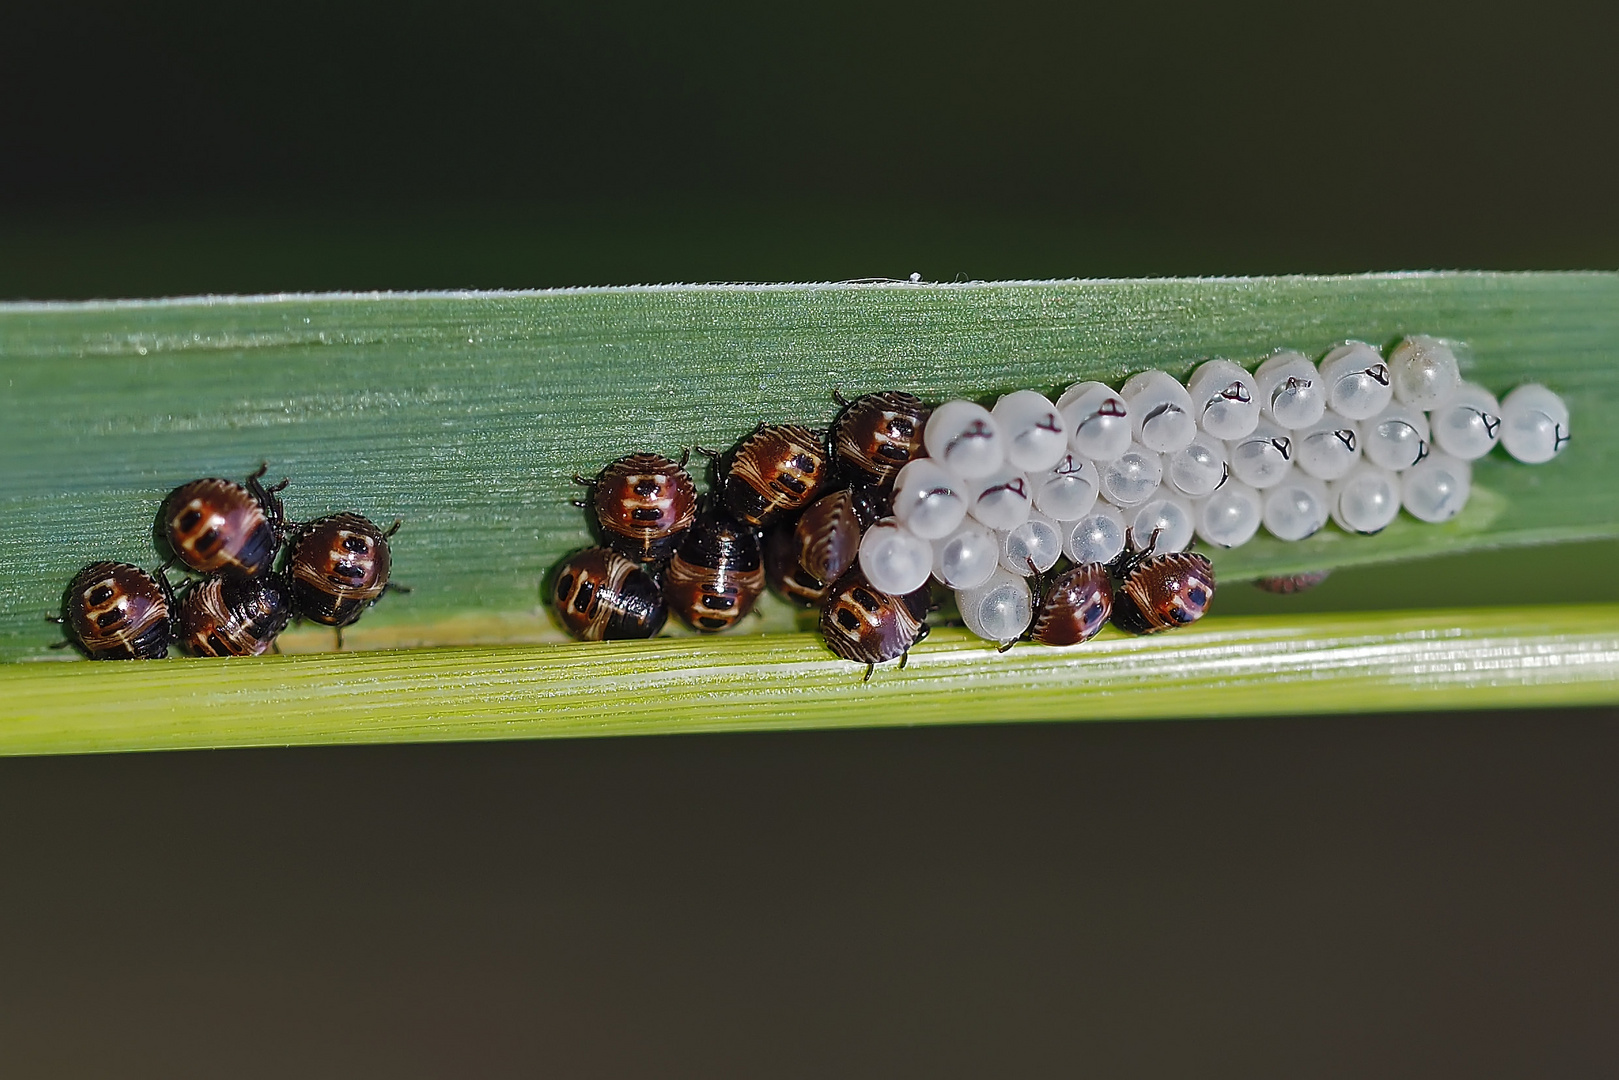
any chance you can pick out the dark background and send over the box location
[4,1,1618,1074]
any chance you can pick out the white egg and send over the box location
[1401,451,1472,523]
[1033,454,1101,521]
[1430,382,1503,461]
[957,569,1034,646]
[891,458,968,539]
[1057,381,1132,462]
[1254,349,1327,430]
[1329,464,1401,534]
[992,390,1069,472]
[1120,369,1197,453]
[1388,335,1462,409]
[999,512,1063,576]
[1098,442,1163,507]
[923,399,1004,479]
[1164,432,1229,498]
[857,517,934,596]
[1128,493,1195,553]
[1261,469,1329,541]
[1362,402,1432,472]
[1226,419,1295,489]
[963,463,1033,531]
[1318,341,1393,420]
[1063,504,1128,566]
[1186,358,1261,440]
[931,519,1000,590]
[1195,481,1262,548]
[1294,411,1362,481]
[1499,383,1571,464]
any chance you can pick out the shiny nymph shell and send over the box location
[552,547,667,641]
[1031,563,1113,646]
[818,567,931,670]
[161,474,283,577]
[1112,552,1215,634]
[830,391,930,487]
[62,561,171,660]
[287,512,396,627]
[179,572,293,657]
[663,513,765,633]
[723,424,830,526]
[793,488,864,585]
[590,452,699,563]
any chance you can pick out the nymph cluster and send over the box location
[55,465,402,660]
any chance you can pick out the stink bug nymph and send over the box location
[286,512,401,629]
[818,567,931,680]
[1111,549,1216,635]
[764,521,833,607]
[576,451,699,563]
[718,423,830,527]
[1030,563,1113,647]
[59,561,173,660]
[160,464,288,577]
[829,390,930,487]
[178,572,293,657]
[552,546,667,641]
[663,509,766,632]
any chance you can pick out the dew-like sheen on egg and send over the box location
[857,517,934,596]
[957,568,1034,645]
[1401,451,1472,524]
[1388,335,1463,410]
[1294,412,1362,481]
[931,519,1000,590]
[1254,350,1327,430]
[1098,442,1163,507]
[1186,358,1261,440]
[992,390,1069,472]
[1121,370,1197,453]
[1196,481,1262,548]
[1057,381,1132,462]
[1262,469,1330,541]
[923,399,1004,479]
[1000,512,1063,576]
[1034,454,1100,521]
[1431,382,1503,461]
[1227,419,1294,489]
[1318,341,1393,420]
[891,458,969,539]
[964,463,1033,531]
[1164,432,1229,498]
[1129,493,1195,553]
[1330,464,1401,534]
[1362,402,1431,472]
[1499,383,1571,464]
[1064,504,1128,566]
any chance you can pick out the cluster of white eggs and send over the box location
[852,335,1569,644]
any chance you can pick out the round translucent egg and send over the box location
[1057,381,1132,462]
[1329,464,1401,534]
[923,399,1004,479]
[1121,369,1197,453]
[964,463,1032,531]
[1499,383,1571,464]
[1262,470,1330,541]
[1430,382,1503,461]
[1362,402,1431,472]
[957,569,1034,646]
[1401,451,1472,524]
[1388,335,1463,410]
[1128,493,1195,553]
[1033,454,1100,521]
[1195,481,1262,548]
[1164,432,1229,498]
[931,519,1000,590]
[991,390,1069,472]
[1227,419,1295,489]
[1064,504,1128,566]
[857,517,934,596]
[1318,341,1393,420]
[1254,349,1327,430]
[891,458,968,539]
[1098,442,1163,507]
[1186,358,1261,440]
[1294,412,1362,481]
[1000,512,1064,576]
